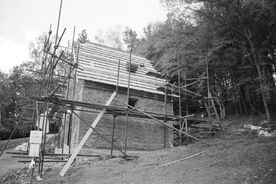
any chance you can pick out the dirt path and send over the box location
[0,138,29,179]
[1,124,276,184]
[2,135,275,184]
[55,136,275,184]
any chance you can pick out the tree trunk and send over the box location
[239,101,243,114]
[235,103,239,117]
[253,56,271,120]
[248,101,253,116]
[242,97,248,115]
[0,104,2,126]
[219,102,226,119]
[219,103,223,119]
[246,36,271,121]
[222,103,226,118]
[240,86,248,114]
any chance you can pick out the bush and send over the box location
[0,126,11,140]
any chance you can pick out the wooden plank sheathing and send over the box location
[78,67,164,88]
[78,55,149,76]
[77,74,164,95]
[77,57,161,82]
[75,43,157,73]
[77,49,154,75]
[77,44,155,72]
[74,42,166,95]
[76,47,156,75]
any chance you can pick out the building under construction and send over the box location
[66,42,175,151]
[0,0,220,179]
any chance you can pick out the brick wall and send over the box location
[78,80,174,150]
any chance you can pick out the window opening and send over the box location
[128,98,138,108]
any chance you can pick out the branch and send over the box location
[186,5,246,38]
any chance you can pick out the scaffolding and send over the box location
[0,0,222,180]
[157,55,221,146]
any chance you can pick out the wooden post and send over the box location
[206,59,212,119]
[61,111,67,154]
[184,74,189,116]
[39,100,49,178]
[163,71,168,148]
[211,98,219,119]
[184,118,188,144]
[111,115,116,156]
[204,101,210,119]
[124,48,132,153]
[178,56,182,146]
[185,118,188,132]
[206,59,210,98]
[115,59,121,93]
[59,91,117,177]
[68,108,73,154]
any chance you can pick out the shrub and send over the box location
[0,126,11,140]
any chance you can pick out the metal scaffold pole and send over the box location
[163,70,168,148]
[177,55,183,145]
[124,48,132,154]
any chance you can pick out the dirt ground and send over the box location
[1,117,276,184]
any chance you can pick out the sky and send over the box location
[0,0,167,73]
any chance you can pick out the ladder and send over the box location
[204,95,219,120]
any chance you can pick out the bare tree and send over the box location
[94,25,124,50]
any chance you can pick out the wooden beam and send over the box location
[59,91,117,177]
[110,115,116,156]
[159,150,207,167]
[32,96,186,121]
[166,83,202,97]
[180,81,198,89]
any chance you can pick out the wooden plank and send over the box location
[78,55,164,83]
[78,43,155,71]
[78,70,164,92]
[210,98,220,119]
[76,44,156,73]
[79,66,165,86]
[33,96,185,121]
[166,83,202,97]
[78,47,151,70]
[159,150,207,167]
[77,68,165,93]
[74,42,167,96]
[59,91,117,177]
[77,74,165,95]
